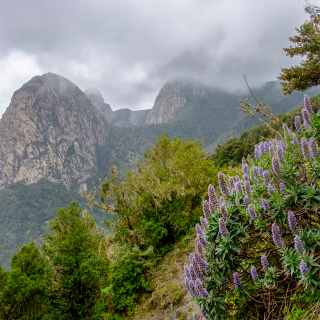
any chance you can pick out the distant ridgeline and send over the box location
[0,72,319,268]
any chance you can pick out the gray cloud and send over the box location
[0,0,309,113]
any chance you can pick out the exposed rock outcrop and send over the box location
[84,88,116,122]
[145,80,208,124]
[0,73,109,190]
[111,108,151,127]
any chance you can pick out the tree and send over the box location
[0,242,50,319]
[42,202,109,320]
[278,4,320,94]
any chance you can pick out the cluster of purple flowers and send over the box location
[294,235,304,253]
[219,217,228,238]
[202,200,212,220]
[279,182,285,191]
[235,181,242,194]
[208,184,219,213]
[272,157,282,176]
[244,195,249,205]
[218,172,230,197]
[304,94,313,114]
[302,108,311,128]
[283,123,291,138]
[261,254,269,270]
[276,144,285,162]
[309,137,319,157]
[288,211,298,234]
[263,171,271,186]
[262,199,270,212]
[295,116,302,132]
[220,203,228,218]
[301,137,310,160]
[248,204,257,220]
[251,266,259,280]
[244,180,251,196]
[272,223,283,247]
[300,260,309,277]
[233,272,241,288]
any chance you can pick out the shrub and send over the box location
[183,96,320,319]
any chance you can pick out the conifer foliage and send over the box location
[185,96,320,319]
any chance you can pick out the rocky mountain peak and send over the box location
[84,88,116,122]
[145,79,208,124]
[0,73,109,190]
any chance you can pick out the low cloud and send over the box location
[0,0,309,114]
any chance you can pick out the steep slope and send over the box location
[145,80,208,124]
[111,108,151,127]
[0,73,109,190]
[84,88,116,122]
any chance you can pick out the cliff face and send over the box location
[111,108,151,127]
[84,88,116,122]
[0,73,109,190]
[145,80,208,124]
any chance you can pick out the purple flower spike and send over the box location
[188,279,198,296]
[195,278,209,297]
[261,254,269,270]
[288,211,299,234]
[248,204,257,220]
[235,198,240,206]
[309,137,319,157]
[272,157,282,176]
[251,266,258,280]
[195,223,204,236]
[195,252,209,272]
[301,137,310,160]
[200,216,208,230]
[295,116,302,132]
[292,134,299,146]
[258,167,263,177]
[233,272,241,287]
[208,184,219,213]
[219,196,225,205]
[202,200,212,220]
[254,177,259,185]
[242,163,248,174]
[283,123,291,138]
[300,260,309,277]
[253,166,258,176]
[185,278,191,294]
[262,199,270,212]
[279,182,285,191]
[218,172,230,197]
[195,238,204,256]
[243,195,249,205]
[244,180,251,196]
[235,175,240,182]
[219,218,228,238]
[235,181,242,194]
[191,257,204,278]
[243,173,249,182]
[302,108,311,127]
[197,234,208,249]
[263,171,271,186]
[189,264,197,281]
[268,184,275,195]
[277,144,285,162]
[220,203,229,218]
[269,144,276,158]
[229,176,235,190]
[272,223,283,247]
[304,94,314,114]
[259,143,264,156]
[294,235,304,253]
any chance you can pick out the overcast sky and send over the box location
[0,0,310,114]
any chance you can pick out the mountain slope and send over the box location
[0,73,109,191]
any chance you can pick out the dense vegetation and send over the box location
[184,95,320,319]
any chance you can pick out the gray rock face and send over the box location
[111,108,151,127]
[84,88,116,122]
[0,73,109,190]
[145,80,208,124]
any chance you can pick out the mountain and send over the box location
[84,88,116,122]
[0,73,109,191]
[145,79,208,124]
[110,108,151,127]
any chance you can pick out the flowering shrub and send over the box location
[183,95,320,319]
